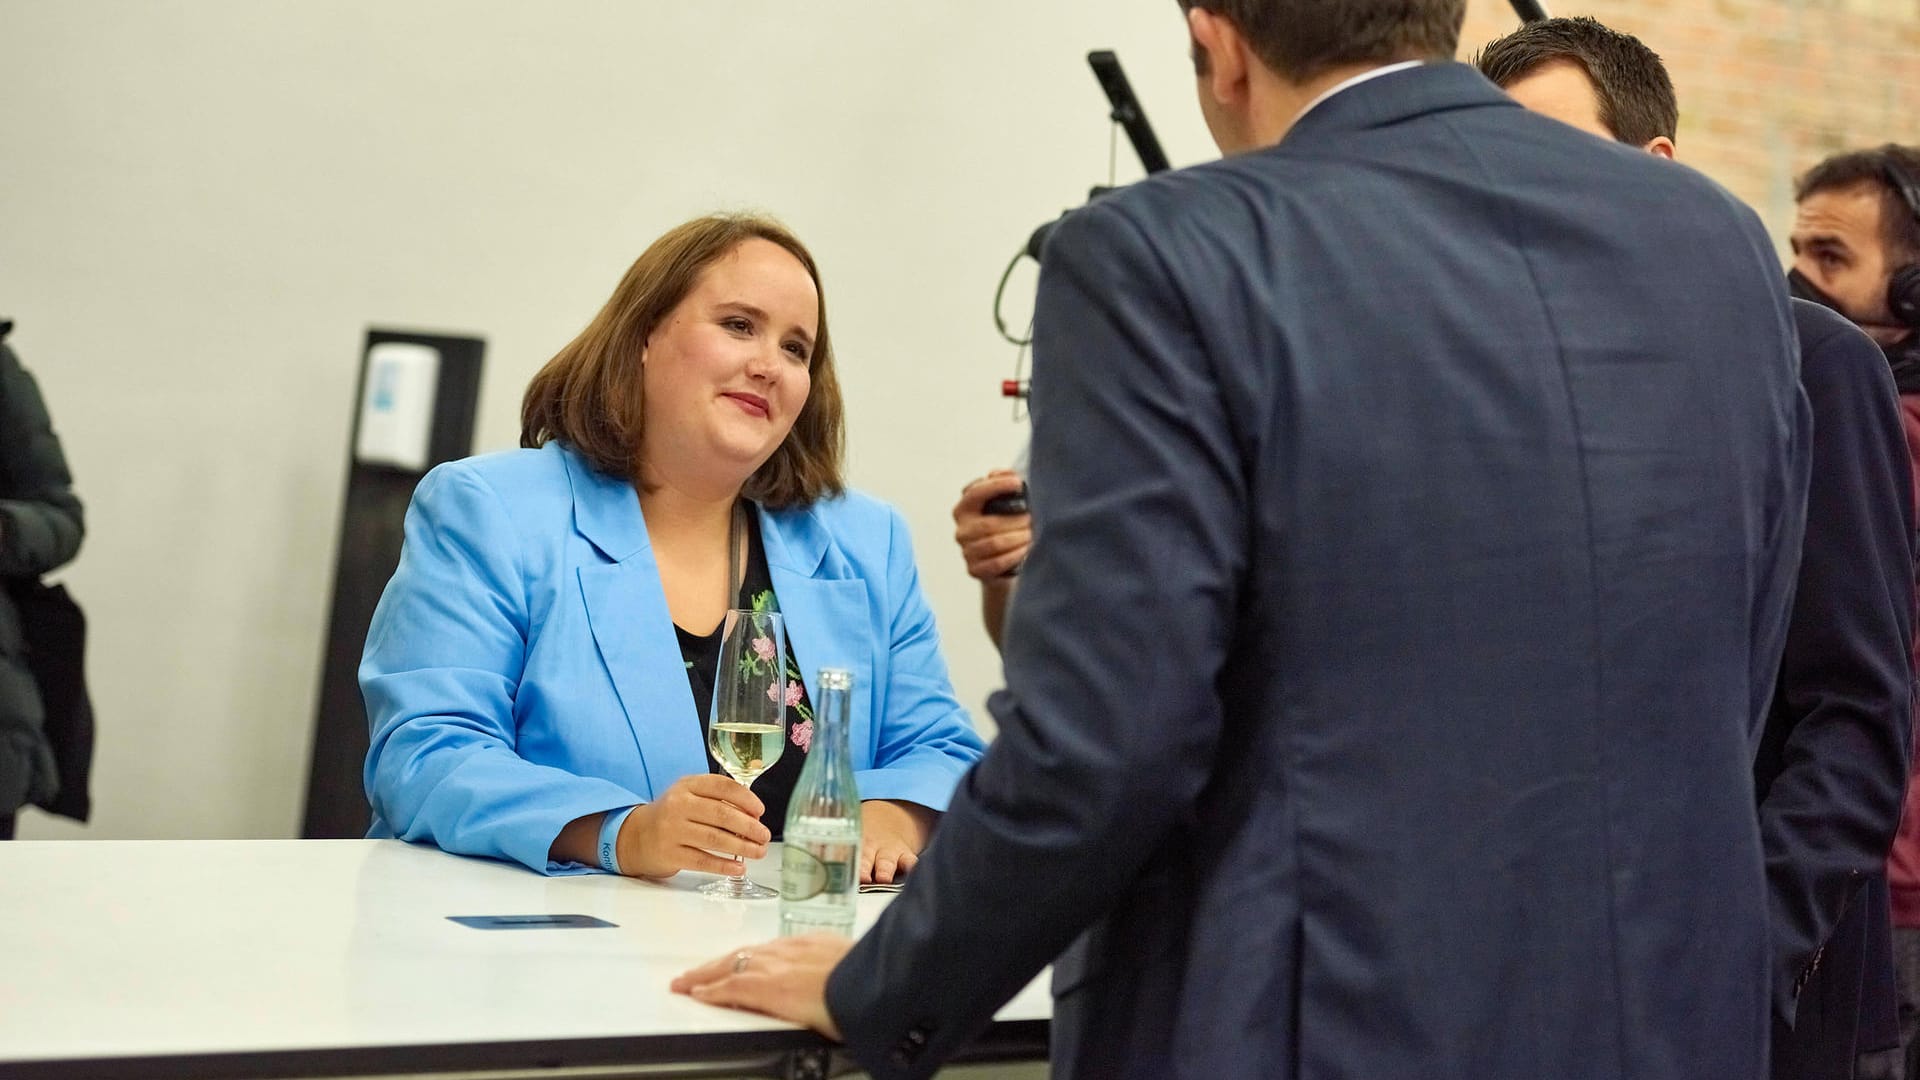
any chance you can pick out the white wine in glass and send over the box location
[697,608,787,900]
[708,720,783,784]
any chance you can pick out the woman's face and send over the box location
[638,238,818,490]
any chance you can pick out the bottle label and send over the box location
[781,843,852,901]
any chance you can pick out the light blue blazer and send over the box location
[360,442,986,874]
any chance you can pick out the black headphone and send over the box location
[1880,145,1920,329]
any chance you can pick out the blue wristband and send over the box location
[598,805,638,875]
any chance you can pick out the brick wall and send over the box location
[1458,0,1920,242]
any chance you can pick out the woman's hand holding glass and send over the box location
[616,774,771,879]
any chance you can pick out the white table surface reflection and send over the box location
[0,839,1049,1079]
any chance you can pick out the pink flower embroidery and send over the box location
[766,680,782,704]
[784,680,804,708]
[751,636,776,663]
[790,719,814,752]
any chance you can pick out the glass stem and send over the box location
[730,776,753,889]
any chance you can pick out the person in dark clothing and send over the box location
[0,321,84,841]
[1762,298,1916,1080]
[1790,142,1920,1080]
[1475,22,1917,1079]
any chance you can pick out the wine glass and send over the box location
[697,608,788,900]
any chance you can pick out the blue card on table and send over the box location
[447,914,617,930]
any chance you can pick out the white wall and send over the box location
[0,1,1214,839]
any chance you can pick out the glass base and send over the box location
[696,874,779,900]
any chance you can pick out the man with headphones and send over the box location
[1793,143,1920,1080]
[1792,145,1920,381]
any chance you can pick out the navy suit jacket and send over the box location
[1759,300,1914,1079]
[827,63,1810,1080]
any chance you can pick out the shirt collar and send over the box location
[1293,60,1427,128]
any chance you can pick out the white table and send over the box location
[0,840,1050,1079]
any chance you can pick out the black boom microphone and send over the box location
[1089,50,1171,173]
[1025,51,1171,262]
[1509,0,1552,21]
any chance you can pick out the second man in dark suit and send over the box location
[1476,20,1916,1078]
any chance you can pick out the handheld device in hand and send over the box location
[983,483,1029,516]
[1026,52,1171,262]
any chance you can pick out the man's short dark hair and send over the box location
[1796,145,1920,264]
[1473,16,1678,148]
[1176,0,1465,83]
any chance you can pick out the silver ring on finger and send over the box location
[732,950,751,974]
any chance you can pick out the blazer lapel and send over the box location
[761,505,876,764]
[578,560,708,801]
[565,452,708,801]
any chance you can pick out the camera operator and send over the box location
[1792,146,1920,362]
[950,469,1028,650]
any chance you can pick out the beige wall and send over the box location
[4,0,1914,841]
[1,0,1221,840]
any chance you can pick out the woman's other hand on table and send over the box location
[860,799,936,885]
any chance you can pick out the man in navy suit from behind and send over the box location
[675,2,1812,1076]
[1478,20,1916,1079]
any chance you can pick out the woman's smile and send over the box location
[722,390,771,419]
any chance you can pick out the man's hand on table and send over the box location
[671,933,852,1039]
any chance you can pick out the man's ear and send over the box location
[1188,6,1250,108]
[1644,136,1676,160]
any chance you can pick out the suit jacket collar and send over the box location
[1282,61,1517,148]
[560,443,833,577]
[760,500,831,579]
[561,446,648,562]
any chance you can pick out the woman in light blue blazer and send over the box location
[361,214,985,882]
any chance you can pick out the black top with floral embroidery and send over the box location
[674,512,816,840]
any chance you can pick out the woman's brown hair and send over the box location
[520,213,844,508]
